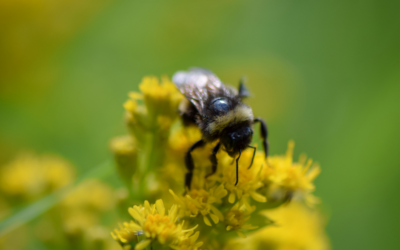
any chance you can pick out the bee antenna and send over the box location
[247,145,256,169]
[235,149,242,186]
[238,76,250,98]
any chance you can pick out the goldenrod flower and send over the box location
[62,179,115,212]
[119,76,184,195]
[225,202,330,250]
[261,141,320,206]
[56,179,118,247]
[63,210,97,236]
[124,76,183,136]
[110,135,138,186]
[167,126,202,158]
[172,231,203,250]
[86,226,122,250]
[218,149,267,206]
[0,153,74,200]
[112,200,202,250]
[170,185,227,226]
[112,221,142,246]
[139,76,182,120]
[225,203,257,238]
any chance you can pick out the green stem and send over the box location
[136,129,165,199]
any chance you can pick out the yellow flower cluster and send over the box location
[38,179,119,249]
[224,201,330,250]
[110,135,138,186]
[111,75,328,249]
[114,76,185,197]
[0,152,120,250]
[0,153,74,200]
[124,76,183,140]
[224,203,258,238]
[112,200,202,250]
[62,179,115,218]
[170,184,227,227]
[261,141,321,206]
[217,149,267,206]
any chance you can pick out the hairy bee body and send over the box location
[172,68,268,189]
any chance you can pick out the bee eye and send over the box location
[211,98,230,114]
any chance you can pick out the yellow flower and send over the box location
[112,200,201,250]
[167,126,202,158]
[218,149,267,207]
[139,76,182,117]
[63,210,97,236]
[56,179,117,246]
[172,231,203,250]
[261,141,320,206]
[110,135,138,186]
[86,226,122,250]
[225,203,257,238]
[0,153,74,200]
[41,154,75,190]
[170,185,227,226]
[111,221,142,245]
[124,76,183,135]
[119,76,184,189]
[225,202,330,250]
[158,163,185,197]
[62,179,115,212]
[110,135,137,157]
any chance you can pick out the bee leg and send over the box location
[185,139,205,190]
[206,143,221,178]
[254,117,269,157]
[247,145,256,169]
[235,149,242,186]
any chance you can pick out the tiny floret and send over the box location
[112,200,202,250]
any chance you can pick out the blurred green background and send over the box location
[1,0,399,249]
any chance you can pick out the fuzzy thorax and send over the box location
[207,105,253,135]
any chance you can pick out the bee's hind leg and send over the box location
[206,143,221,179]
[254,117,269,157]
[185,139,205,190]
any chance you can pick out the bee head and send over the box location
[221,125,253,157]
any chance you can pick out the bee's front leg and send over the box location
[185,139,205,190]
[206,143,221,178]
[254,117,269,157]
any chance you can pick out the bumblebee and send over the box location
[172,68,268,189]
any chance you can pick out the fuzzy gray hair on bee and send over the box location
[172,68,268,190]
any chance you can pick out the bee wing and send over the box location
[172,68,223,115]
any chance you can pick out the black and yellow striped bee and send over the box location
[173,68,268,189]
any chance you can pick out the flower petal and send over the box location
[203,216,212,226]
[228,192,236,203]
[129,207,144,224]
[135,239,152,250]
[250,191,267,203]
[209,213,219,224]
[156,199,165,216]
